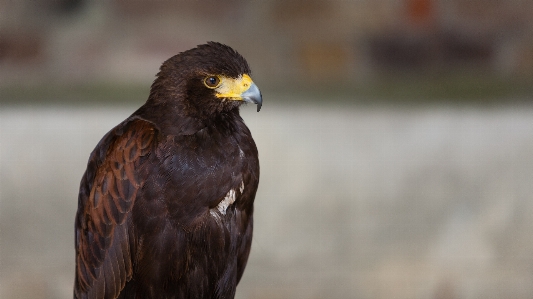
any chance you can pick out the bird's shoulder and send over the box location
[79,116,158,203]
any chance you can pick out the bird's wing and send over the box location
[74,118,157,299]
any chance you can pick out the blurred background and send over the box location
[1,0,533,298]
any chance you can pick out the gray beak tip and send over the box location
[241,82,263,112]
[256,93,262,112]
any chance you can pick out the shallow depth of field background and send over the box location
[1,1,533,299]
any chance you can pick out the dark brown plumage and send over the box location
[74,42,261,299]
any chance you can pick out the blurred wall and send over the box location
[2,105,533,299]
[0,0,532,86]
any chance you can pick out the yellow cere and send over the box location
[215,74,253,100]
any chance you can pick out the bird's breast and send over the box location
[147,133,249,225]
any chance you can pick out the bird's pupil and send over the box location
[204,76,220,88]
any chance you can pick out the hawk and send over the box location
[74,42,261,299]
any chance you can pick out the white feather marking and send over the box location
[217,189,235,215]
[212,179,244,216]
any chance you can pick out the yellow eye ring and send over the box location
[204,76,221,88]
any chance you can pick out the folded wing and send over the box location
[74,118,157,299]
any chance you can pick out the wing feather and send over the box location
[74,118,157,299]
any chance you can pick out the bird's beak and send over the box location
[241,81,262,112]
[215,74,263,112]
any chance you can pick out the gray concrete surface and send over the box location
[1,102,533,299]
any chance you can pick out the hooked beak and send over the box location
[241,82,262,112]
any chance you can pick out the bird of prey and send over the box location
[74,42,262,299]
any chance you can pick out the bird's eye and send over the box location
[204,76,221,88]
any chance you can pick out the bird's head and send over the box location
[147,42,262,122]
